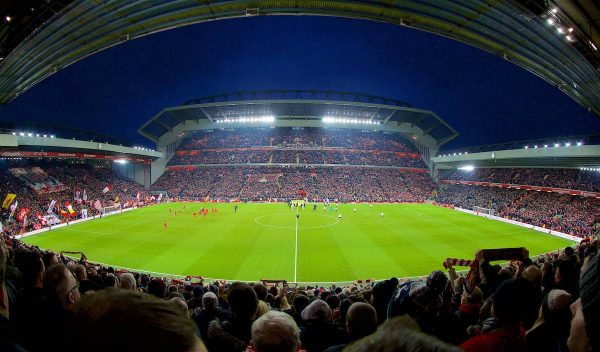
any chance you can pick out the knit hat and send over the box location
[301,299,332,322]
[541,289,572,325]
[580,253,600,352]
[202,291,218,309]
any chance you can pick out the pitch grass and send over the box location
[22,203,573,283]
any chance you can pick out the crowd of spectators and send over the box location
[178,127,418,152]
[443,168,600,192]
[152,167,435,203]
[0,160,150,233]
[436,184,600,238]
[1,230,598,352]
[168,127,426,168]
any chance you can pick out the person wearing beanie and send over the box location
[192,291,232,344]
[526,289,573,352]
[568,253,599,352]
[460,279,527,352]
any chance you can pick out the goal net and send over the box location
[101,204,122,216]
[473,206,495,218]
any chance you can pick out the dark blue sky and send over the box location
[1,15,598,150]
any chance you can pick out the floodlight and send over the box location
[36,134,40,137]
[114,159,128,164]
[43,135,47,138]
[565,142,571,147]
[551,8,558,13]
[547,18,554,25]
[554,143,559,147]
[51,135,55,138]
[5,16,11,22]
[544,144,548,148]
[568,28,573,32]
[557,27,564,34]
[566,36,572,41]
[524,146,529,149]
[458,165,475,171]
[577,142,582,146]
[11,132,15,135]
[534,145,538,148]
[27,133,32,137]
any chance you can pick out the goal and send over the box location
[101,204,122,216]
[473,206,495,218]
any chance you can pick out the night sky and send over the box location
[1,15,598,150]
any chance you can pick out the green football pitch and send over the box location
[22,202,573,283]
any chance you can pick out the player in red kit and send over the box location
[163,220,168,229]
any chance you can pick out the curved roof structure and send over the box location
[0,1,599,117]
[137,90,458,148]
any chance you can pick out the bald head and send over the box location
[346,302,377,339]
[523,265,542,288]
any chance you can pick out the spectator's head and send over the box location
[148,278,166,299]
[568,253,599,352]
[43,263,81,310]
[250,311,300,352]
[72,289,206,352]
[41,251,58,268]
[523,265,542,288]
[556,258,578,287]
[293,294,310,314]
[253,283,268,301]
[14,251,44,289]
[371,277,398,323]
[193,284,205,299]
[74,264,87,281]
[119,273,136,290]
[541,289,572,327]
[104,273,118,288]
[301,299,331,322]
[168,284,179,294]
[346,303,377,340]
[326,294,340,310]
[227,282,258,321]
[344,315,460,352]
[202,291,218,310]
[491,279,525,325]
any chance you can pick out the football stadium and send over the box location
[1,1,600,352]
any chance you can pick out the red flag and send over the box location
[102,185,113,194]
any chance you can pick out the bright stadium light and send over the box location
[11,132,15,135]
[565,142,571,147]
[524,146,529,149]
[577,142,583,146]
[27,133,32,137]
[458,165,475,171]
[19,132,24,136]
[544,144,548,148]
[554,143,559,147]
[547,18,554,25]
[557,27,564,34]
[114,159,128,164]
[534,145,538,148]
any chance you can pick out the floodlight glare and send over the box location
[458,165,475,171]
[114,159,128,164]
[568,28,574,32]
[565,142,571,147]
[577,142,582,146]
[524,146,529,149]
[547,18,554,25]
[544,144,548,148]
[551,8,558,13]
[557,27,564,34]
[554,143,559,147]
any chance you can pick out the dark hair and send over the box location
[14,251,43,288]
[253,283,268,301]
[72,289,202,352]
[147,278,166,299]
[228,282,258,320]
[41,251,56,269]
[293,294,310,314]
[326,294,341,310]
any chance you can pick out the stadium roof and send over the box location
[432,141,600,169]
[0,1,600,117]
[137,90,459,147]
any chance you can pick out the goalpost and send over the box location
[101,204,122,216]
[473,206,495,218]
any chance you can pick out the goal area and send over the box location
[473,206,495,218]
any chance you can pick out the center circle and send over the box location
[254,212,340,229]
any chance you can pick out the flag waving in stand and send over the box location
[102,185,113,194]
